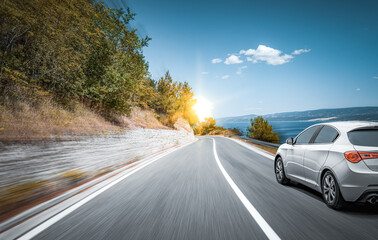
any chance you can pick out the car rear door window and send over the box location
[314,126,339,143]
[348,129,378,147]
[295,126,319,144]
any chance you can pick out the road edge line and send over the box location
[212,138,281,240]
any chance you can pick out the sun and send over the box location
[193,96,213,122]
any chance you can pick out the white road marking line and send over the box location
[225,137,275,160]
[212,138,281,240]
[16,140,197,240]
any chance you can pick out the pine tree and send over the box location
[246,116,279,143]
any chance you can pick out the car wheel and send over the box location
[322,171,345,210]
[275,157,289,185]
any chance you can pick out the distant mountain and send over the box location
[216,114,256,123]
[217,107,378,123]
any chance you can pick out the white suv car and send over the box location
[275,121,378,209]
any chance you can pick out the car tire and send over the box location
[275,157,290,185]
[321,171,345,210]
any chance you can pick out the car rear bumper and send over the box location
[336,161,378,202]
[356,191,378,204]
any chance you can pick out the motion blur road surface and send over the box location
[29,137,378,239]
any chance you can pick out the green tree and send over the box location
[195,117,216,135]
[176,81,198,126]
[132,77,158,109]
[246,116,279,143]
[154,71,180,115]
[0,0,200,130]
[151,71,198,126]
[0,0,150,116]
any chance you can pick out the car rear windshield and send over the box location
[348,129,378,147]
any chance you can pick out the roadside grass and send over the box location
[0,100,169,143]
[0,181,49,212]
[0,154,144,223]
[114,107,168,129]
[0,169,90,218]
[0,99,121,142]
[60,169,89,184]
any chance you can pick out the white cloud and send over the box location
[373,76,378,79]
[236,66,247,75]
[240,49,256,55]
[246,57,257,63]
[241,45,294,65]
[221,75,230,79]
[201,72,209,74]
[292,49,311,55]
[211,58,222,64]
[356,88,361,91]
[224,55,243,65]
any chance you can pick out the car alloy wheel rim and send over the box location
[276,160,283,181]
[323,175,336,204]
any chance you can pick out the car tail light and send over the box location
[344,151,362,163]
[344,151,378,163]
[359,152,378,160]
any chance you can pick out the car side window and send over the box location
[314,126,339,143]
[295,126,319,144]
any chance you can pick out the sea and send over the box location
[217,121,324,144]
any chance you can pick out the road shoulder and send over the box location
[0,139,197,240]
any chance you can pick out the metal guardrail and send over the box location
[225,134,280,149]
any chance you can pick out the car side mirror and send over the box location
[286,137,294,145]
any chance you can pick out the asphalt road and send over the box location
[26,137,378,239]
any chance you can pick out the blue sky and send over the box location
[105,0,378,118]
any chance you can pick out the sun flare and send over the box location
[193,97,213,122]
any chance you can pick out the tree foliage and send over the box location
[0,0,198,126]
[194,117,228,135]
[1,0,150,115]
[246,116,279,143]
[228,128,243,136]
[151,71,198,126]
